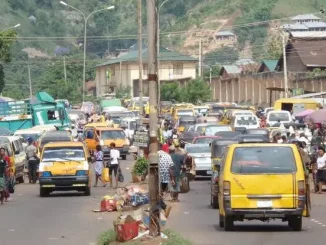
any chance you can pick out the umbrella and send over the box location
[296,109,315,117]
[0,128,14,136]
[307,109,326,123]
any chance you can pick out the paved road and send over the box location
[0,157,134,245]
[169,178,326,245]
[3,161,326,245]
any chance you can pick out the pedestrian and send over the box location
[175,143,186,155]
[158,150,174,197]
[316,146,326,194]
[106,116,114,128]
[25,137,38,184]
[109,143,120,189]
[161,139,170,153]
[93,145,106,187]
[169,145,184,202]
[0,148,10,203]
[0,148,8,205]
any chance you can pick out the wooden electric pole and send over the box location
[146,0,160,237]
[198,38,203,77]
[138,0,143,118]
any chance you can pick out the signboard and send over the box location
[133,130,149,147]
[292,88,304,96]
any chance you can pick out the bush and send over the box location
[132,157,148,176]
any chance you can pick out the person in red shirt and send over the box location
[0,148,10,202]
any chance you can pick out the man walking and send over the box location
[169,145,185,202]
[25,138,38,184]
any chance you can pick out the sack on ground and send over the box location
[102,168,110,182]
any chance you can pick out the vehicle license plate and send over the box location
[207,170,213,175]
[257,200,272,208]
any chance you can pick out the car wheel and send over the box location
[39,187,49,197]
[84,187,91,196]
[121,155,127,160]
[288,216,302,231]
[211,195,219,209]
[17,176,24,184]
[219,213,224,228]
[224,215,234,231]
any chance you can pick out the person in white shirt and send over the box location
[109,142,120,188]
[106,116,114,128]
[316,146,326,194]
[298,133,309,145]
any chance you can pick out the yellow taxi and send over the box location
[218,141,310,231]
[84,126,129,160]
[38,141,92,197]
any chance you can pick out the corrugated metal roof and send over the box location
[304,21,326,28]
[222,65,242,74]
[289,39,326,66]
[291,14,321,21]
[261,60,278,71]
[290,31,326,38]
[96,47,197,67]
[281,23,309,30]
[216,31,235,36]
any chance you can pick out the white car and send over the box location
[233,115,259,129]
[185,143,212,176]
[266,110,292,126]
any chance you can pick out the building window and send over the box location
[143,64,148,75]
[173,63,183,75]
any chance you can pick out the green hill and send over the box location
[1,0,325,101]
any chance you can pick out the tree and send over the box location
[181,78,211,104]
[203,66,221,81]
[0,30,17,93]
[265,33,283,60]
[161,82,182,102]
[116,85,131,99]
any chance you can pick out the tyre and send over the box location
[288,216,302,231]
[121,155,127,160]
[219,213,224,228]
[84,187,91,196]
[17,175,24,184]
[39,187,49,197]
[211,195,219,209]
[224,215,234,231]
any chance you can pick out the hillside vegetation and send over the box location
[1,0,325,101]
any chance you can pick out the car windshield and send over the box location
[42,146,85,161]
[112,118,121,124]
[186,145,211,154]
[177,110,193,116]
[205,126,231,136]
[194,138,216,144]
[101,130,125,140]
[231,147,297,174]
[236,116,258,126]
[268,113,290,121]
[16,133,42,141]
[210,107,224,113]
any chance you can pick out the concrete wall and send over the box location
[210,72,326,107]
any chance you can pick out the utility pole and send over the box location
[138,0,143,123]
[146,0,160,237]
[282,33,289,98]
[63,56,67,83]
[198,38,203,77]
[28,62,32,99]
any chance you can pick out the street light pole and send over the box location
[60,1,114,101]
[157,0,171,114]
[1,23,20,33]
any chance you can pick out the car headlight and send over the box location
[76,170,88,176]
[42,171,51,177]
[100,140,104,146]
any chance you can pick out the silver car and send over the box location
[185,143,212,176]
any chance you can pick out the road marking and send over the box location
[8,229,15,232]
